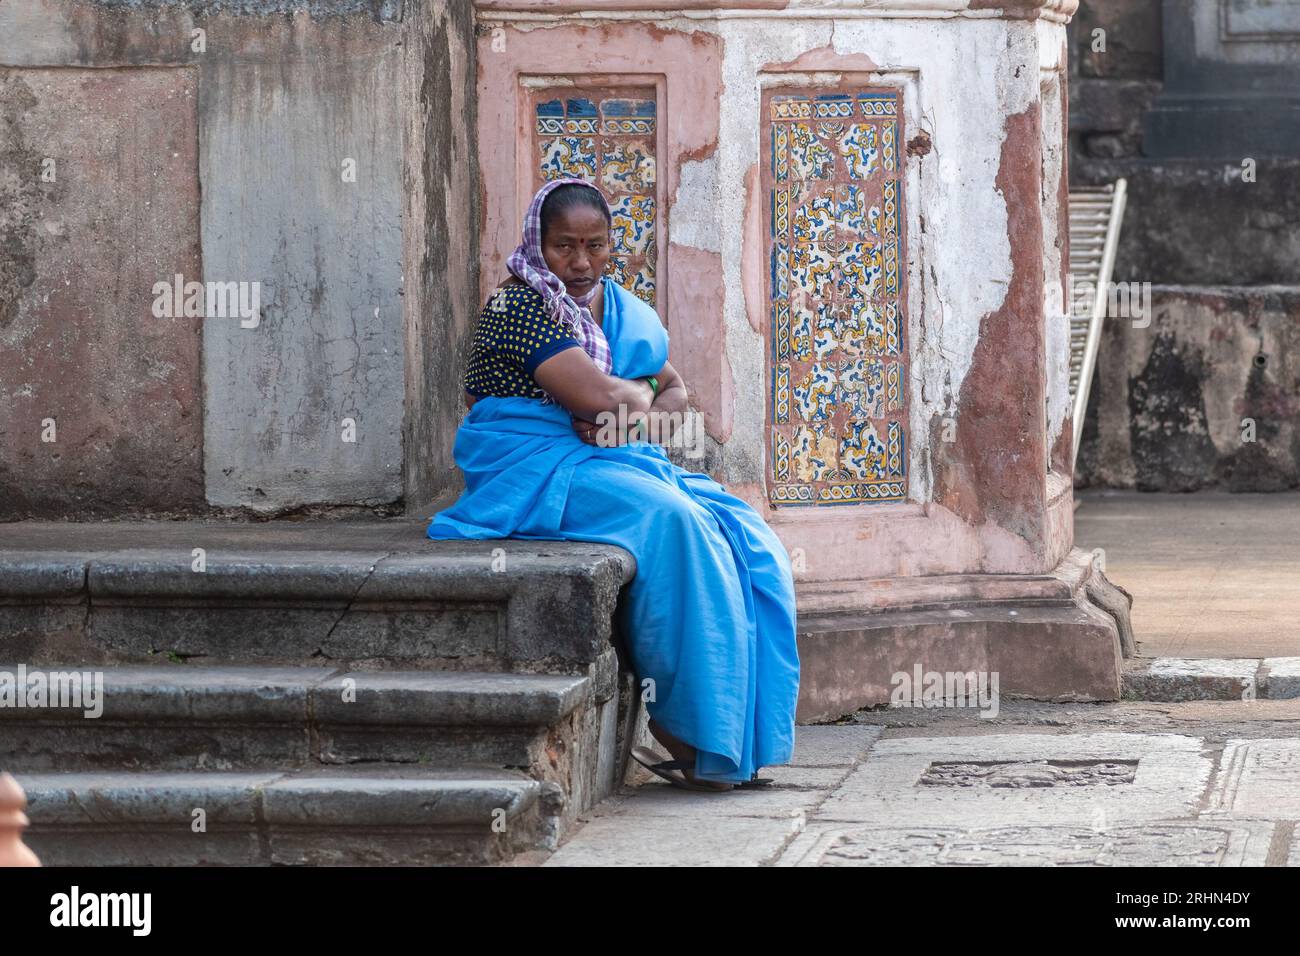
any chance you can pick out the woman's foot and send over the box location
[647,718,733,791]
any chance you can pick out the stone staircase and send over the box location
[0,519,641,865]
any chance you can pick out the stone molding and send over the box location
[476,0,1078,24]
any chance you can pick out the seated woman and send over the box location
[428,176,800,792]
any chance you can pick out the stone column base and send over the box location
[794,548,1133,722]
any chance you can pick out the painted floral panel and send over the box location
[768,90,906,505]
[535,92,657,307]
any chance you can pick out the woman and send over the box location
[428,176,800,792]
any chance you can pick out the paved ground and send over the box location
[1075,489,1300,659]
[546,491,1300,866]
[545,700,1300,866]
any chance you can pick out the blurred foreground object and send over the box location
[0,772,42,867]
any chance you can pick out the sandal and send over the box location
[631,747,734,792]
[736,772,776,788]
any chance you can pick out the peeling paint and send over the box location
[740,161,763,336]
[761,42,878,74]
[1040,68,1070,473]
[930,101,1047,545]
[1051,35,1072,477]
[670,156,721,253]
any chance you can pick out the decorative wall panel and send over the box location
[764,89,908,505]
[532,89,657,306]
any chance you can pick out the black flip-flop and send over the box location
[631,746,733,792]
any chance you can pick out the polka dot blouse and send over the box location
[463,283,582,400]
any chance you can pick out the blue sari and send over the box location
[428,277,800,783]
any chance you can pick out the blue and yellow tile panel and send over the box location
[768,89,907,505]
[534,93,656,306]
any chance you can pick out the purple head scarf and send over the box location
[506,178,615,389]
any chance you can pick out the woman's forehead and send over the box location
[546,206,607,235]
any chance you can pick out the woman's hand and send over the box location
[571,407,650,446]
[646,361,687,444]
[571,415,601,445]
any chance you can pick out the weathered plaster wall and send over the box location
[198,24,404,509]
[1078,286,1300,493]
[404,0,479,511]
[738,15,1068,575]
[0,66,204,517]
[476,2,1076,577]
[0,0,477,517]
[1041,50,1071,475]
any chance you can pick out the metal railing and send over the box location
[1067,179,1128,468]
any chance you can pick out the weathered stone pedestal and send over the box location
[476,0,1132,714]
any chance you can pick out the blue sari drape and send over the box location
[428,278,800,783]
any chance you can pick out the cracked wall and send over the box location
[0,0,477,517]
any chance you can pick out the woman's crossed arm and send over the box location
[532,347,656,424]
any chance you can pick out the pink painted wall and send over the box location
[476,22,733,443]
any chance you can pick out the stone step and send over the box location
[0,521,646,865]
[0,664,596,772]
[14,767,557,866]
[1121,657,1300,702]
[0,518,633,670]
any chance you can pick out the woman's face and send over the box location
[542,204,611,297]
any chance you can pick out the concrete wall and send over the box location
[1079,286,1300,492]
[0,65,205,516]
[1066,0,1300,491]
[0,0,477,518]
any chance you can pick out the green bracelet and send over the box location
[645,375,659,396]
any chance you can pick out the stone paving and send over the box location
[543,700,1300,866]
[1074,490,1300,660]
